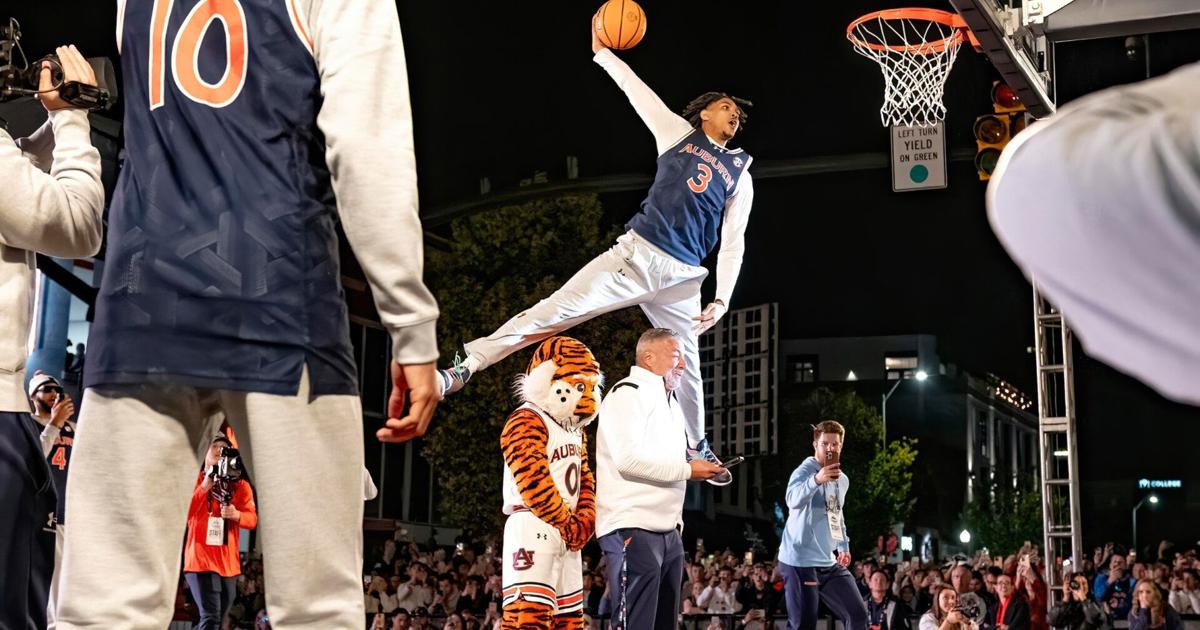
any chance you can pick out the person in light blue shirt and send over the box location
[777,420,868,630]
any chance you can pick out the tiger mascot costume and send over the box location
[501,336,601,630]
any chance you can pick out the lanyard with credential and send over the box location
[822,479,841,511]
[823,477,845,544]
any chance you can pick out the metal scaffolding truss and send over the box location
[1032,286,1084,599]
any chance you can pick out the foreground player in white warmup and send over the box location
[440,22,756,483]
[57,2,439,628]
[988,60,1200,407]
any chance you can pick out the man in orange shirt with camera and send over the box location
[184,433,258,630]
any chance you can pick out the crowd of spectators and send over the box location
[167,530,1200,630]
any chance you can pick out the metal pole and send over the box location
[882,393,888,448]
[882,379,902,448]
[1132,507,1137,557]
[1132,496,1147,557]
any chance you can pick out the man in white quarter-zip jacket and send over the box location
[595,328,727,630]
[0,44,103,630]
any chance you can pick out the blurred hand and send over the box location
[379,362,438,443]
[838,551,852,567]
[689,460,727,480]
[815,463,842,484]
[691,301,727,336]
[220,504,240,521]
[38,45,96,112]
[50,395,75,428]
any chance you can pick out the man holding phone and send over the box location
[776,420,868,630]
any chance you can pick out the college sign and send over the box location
[1138,479,1182,489]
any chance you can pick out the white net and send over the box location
[848,11,964,128]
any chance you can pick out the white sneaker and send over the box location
[437,355,472,399]
[687,438,733,486]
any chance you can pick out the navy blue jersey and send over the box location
[87,0,355,395]
[26,416,73,526]
[626,129,752,266]
[0,412,56,630]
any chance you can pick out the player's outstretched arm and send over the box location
[500,408,573,531]
[590,16,691,155]
[301,1,440,362]
[697,172,756,335]
[301,0,442,440]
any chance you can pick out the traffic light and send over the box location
[974,81,1027,180]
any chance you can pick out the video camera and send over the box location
[0,17,112,109]
[955,592,986,625]
[209,446,245,504]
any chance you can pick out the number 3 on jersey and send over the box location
[149,0,249,109]
[688,163,713,194]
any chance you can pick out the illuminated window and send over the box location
[885,352,919,380]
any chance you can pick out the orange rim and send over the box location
[847,8,967,55]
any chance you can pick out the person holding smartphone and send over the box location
[1048,572,1105,630]
[776,420,868,630]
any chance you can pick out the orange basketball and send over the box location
[594,0,647,51]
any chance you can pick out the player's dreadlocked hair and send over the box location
[682,91,752,129]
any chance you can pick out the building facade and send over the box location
[775,334,1039,549]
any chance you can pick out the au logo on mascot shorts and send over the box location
[513,548,536,571]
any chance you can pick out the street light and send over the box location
[882,370,929,446]
[959,529,972,544]
[1132,494,1159,556]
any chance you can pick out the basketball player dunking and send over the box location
[439,20,756,485]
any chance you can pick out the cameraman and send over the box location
[184,432,258,630]
[1048,572,1105,630]
[0,43,103,630]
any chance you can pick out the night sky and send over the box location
[10,1,1200,545]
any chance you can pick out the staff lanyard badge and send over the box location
[206,497,226,546]
[825,485,845,542]
[206,513,225,546]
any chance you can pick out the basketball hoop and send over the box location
[847,8,970,128]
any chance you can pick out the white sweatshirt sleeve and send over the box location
[1,109,104,257]
[299,0,439,364]
[714,170,754,306]
[593,49,693,155]
[39,422,60,458]
[987,60,1200,406]
[785,460,821,510]
[603,389,692,483]
[362,466,378,501]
